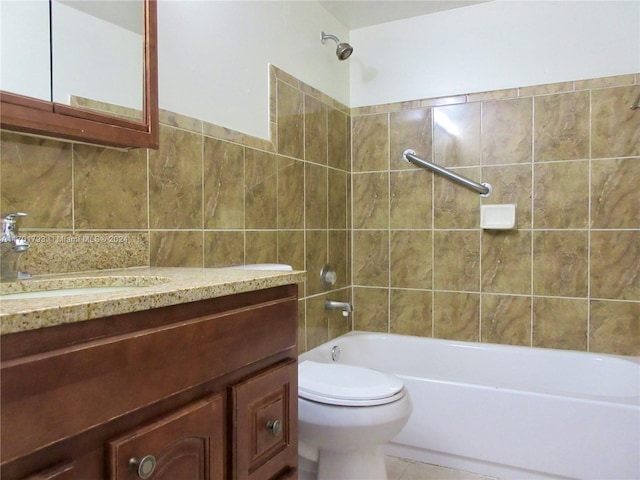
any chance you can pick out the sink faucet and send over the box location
[325,299,353,317]
[1,212,30,282]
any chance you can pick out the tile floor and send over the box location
[386,457,498,480]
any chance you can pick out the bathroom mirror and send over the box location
[0,0,158,149]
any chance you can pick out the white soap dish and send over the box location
[481,204,516,230]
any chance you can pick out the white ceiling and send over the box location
[318,1,489,29]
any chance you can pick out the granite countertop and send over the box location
[0,267,305,335]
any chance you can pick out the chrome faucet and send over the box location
[1,213,30,282]
[325,299,353,317]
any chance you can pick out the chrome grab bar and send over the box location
[402,149,492,197]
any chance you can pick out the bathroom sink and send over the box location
[0,275,171,300]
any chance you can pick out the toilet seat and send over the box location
[298,361,405,406]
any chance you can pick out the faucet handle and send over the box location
[2,212,28,236]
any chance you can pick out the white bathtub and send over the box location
[299,331,640,480]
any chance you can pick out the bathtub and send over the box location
[299,331,640,480]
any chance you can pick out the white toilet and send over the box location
[298,361,412,480]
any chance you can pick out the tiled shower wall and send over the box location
[0,66,352,352]
[351,73,639,356]
[1,69,638,356]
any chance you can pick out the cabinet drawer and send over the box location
[107,395,224,480]
[231,360,297,480]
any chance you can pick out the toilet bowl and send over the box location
[298,361,412,480]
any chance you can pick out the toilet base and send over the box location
[317,446,388,480]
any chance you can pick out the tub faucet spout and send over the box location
[325,299,353,317]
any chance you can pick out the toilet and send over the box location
[298,360,412,480]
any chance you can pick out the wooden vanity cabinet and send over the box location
[0,285,299,480]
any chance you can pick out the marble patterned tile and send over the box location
[244,149,278,229]
[390,170,432,229]
[390,108,432,170]
[482,97,533,165]
[534,91,589,162]
[481,294,531,346]
[277,230,305,271]
[149,125,203,229]
[304,94,328,165]
[203,137,244,229]
[590,231,639,301]
[150,230,203,267]
[591,85,640,158]
[390,289,432,337]
[353,287,389,332]
[481,230,531,295]
[305,294,329,350]
[433,168,481,229]
[590,300,640,356]
[277,156,305,229]
[533,160,589,229]
[328,229,349,290]
[433,291,480,342]
[328,169,348,229]
[533,297,588,351]
[532,231,588,298]
[245,230,278,265]
[433,103,481,167]
[305,229,328,296]
[352,172,390,229]
[328,107,349,171]
[353,230,389,287]
[352,113,389,172]
[390,230,432,289]
[305,163,328,229]
[276,80,304,159]
[481,163,532,228]
[433,231,480,292]
[590,157,640,229]
[203,231,244,268]
[0,132,72,229]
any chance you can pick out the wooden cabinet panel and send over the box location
[232,360,298,480]
[21,462,74,480]
[107,395,224,480]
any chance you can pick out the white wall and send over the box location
[157,1,350,140]
[350,0,640,107]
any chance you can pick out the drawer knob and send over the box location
[266,419,282,436]
[129,455,157,479]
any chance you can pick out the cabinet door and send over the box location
[21,462,75,480]
[231,360,297,480]
[107,395,224,480]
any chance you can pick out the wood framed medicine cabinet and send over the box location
[0,0,159,149]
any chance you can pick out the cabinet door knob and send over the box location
[266,419,282,436]
[129,455,157,479]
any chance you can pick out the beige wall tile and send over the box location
[305,162,328,229]
[434,103,481,167]
[74,145,147,230]
[590,231,639,301]
[1,132,72,229]
[352,113,389,172]
[481,294,531,346]
[390,230,432,289]
[433,231,480,291]
[534,91,589,162]
[390,289,432,337]
[591,85,640,158]
[590,300,640,356]
[533,231,588,297]
[305,229,328,296]
[245,230,278,265]
[389,108,432,169]
[149,126,202,229]
[390,170,432,229]
[245,149,277,229]
[203,231,244,267]
[591,158,640,229]
[328,230,349,290]
[482,97,532,165]
[277,156,304,229]
[353,287,389,332]
[481,230,531,295]
[306,294,329,350]
[277,230,305,271]
[353,230,389,287]
[433,291,479,341]
[305,94,328,165]
[150,231,203,267]
[327,288,353,339]
[203,138,244,230]
[433,168,481,229]
[481,164,532,228]
[533,297,587,351]
[328,108,349,170]
[276,80,304,158]
[533,161,589,229]
[328,169,348,229]
[352,172,389,229]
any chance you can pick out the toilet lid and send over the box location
[298,361,404,406]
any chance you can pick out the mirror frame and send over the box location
[0,0,158,149]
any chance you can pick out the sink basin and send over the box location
[0,275,171,300]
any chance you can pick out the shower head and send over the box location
[321,31,353,61]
